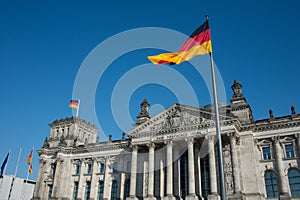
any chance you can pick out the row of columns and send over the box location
[127,135,241,200]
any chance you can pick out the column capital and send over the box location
[185,137,194,144]
[130,144,139,151]
[226,132,237,139]
[205,134,216,142]
[272,136,281,144]
[147,142,155,149]
[164,140,173,146]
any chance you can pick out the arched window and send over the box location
[264,170,279,198]
[288,169,300,197]
[123,180,130,200]
[98,181,104,200]
[111,180,118,200]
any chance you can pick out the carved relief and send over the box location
[149,109,205,131]
[223,143,233,194]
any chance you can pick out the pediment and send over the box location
[127,104,217,136]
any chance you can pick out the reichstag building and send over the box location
[33,80,300,200]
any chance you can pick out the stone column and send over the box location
[89,159,98,200]
[274,137,290,198]
[186,138,198,200]
[145,143,156,200]
[206,135,220,200]
[52,157,63,198]
[229,133,241,193]
[103,157,112,200]
[77,160,85,199]
[195,146,203,199]
[127,145,138,200]
[173,148,181,199]
[164,141,176,200]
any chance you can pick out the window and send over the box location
[48,185,53,200]
[285,144,295,158]
[201,155,210,199]
[50,164,56,178]
[124,180,130,199]
[113,162,118,173]
[75,165,80,175]
[180,151,189,198]
[72,182,79,200]
[100,163,105,173]
[87,163,92,174]
[264,170,279,198]
[111,180,118,200]
[262,146,272,160]
[85,181,91,200]
[288,169,300,197]
[126,161,131,172]
[98,181,104,200]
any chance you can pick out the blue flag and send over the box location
[0,153,9,178]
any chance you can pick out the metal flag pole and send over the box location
[206,15,227,200]
[21,147,34,200]
[8,147,22,200]
[76,99,80,117]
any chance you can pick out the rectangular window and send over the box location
[75,165,80,175]
[48,185,53,200]
[262,146,271,160]
[85,181,91,200]
[127,161,131,172]
[72,182,79,200]
[87,164,92,174]
[285,144,295,158]
[100,163,105,173]
[98,181,104,200]
[50,164,56,178]
[113,162,118,173]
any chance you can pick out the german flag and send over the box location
[69,100,79,109]
[29,164,33,174]
[148,20,212,65]
[27,150,32,165]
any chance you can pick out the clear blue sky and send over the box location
[1,0,299,180]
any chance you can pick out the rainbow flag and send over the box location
[148,20,212,65]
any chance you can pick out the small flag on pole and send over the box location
[148,20,212,65]
[69,100,79,109]
[29,164,33,174]
[0,152,9,178]
[27,150,33,174]
[27,151,32,165]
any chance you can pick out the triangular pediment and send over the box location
[127,104,221,136]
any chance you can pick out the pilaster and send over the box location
[164,140,176,200]
[273,137,290,199]
[228,133,241,193]
[145,143,156,200]
[185,138,199,200]
[126,145,138,200]
[206,135,220,200]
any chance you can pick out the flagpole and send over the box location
[76,99,80,117]
[8,148,22,200]
[21,147,34,200]
[206,15,227,200]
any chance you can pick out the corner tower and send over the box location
[230,80,254,124]
[45,116,98,148]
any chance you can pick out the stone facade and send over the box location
[33,80,300,200]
